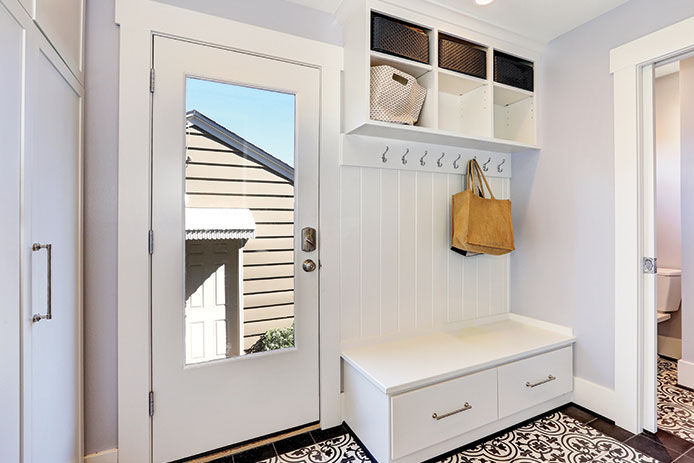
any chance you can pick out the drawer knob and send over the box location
[525,375,556,388]
[432,402,472,420]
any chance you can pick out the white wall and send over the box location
[154,0,342,46]
[84,0,119,454]
[656,73,682,272]
[655,72,682,344]
[84,0,341,455]
[681,57,694,367]
[511,0,694,391]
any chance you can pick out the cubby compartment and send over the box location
[369,51,437,129]
[438,69,491,138]
[493,83,535,145]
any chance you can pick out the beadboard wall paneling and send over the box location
[339,167,510,344]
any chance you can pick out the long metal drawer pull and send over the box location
[31,243,52,323]
[432,402,472,420]
[526,375,556,388]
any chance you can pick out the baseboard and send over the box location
[84,448,118,463]
[658,335,682,359]
[679,359,694,389]
[572,376,615,421]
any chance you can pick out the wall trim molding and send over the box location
[84,448,118,463]
[572,377,615,420]
[679,359,694,389]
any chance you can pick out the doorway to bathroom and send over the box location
[649,56,694,443]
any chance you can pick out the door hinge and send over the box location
[150,68,155,94]
[149,391,154,417]
[149,230,154,255]
[643,257,657,274]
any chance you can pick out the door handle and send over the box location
[32,243,52,323]
[302,259,317,272]
[302,227,317,252]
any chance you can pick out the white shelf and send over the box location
[438,68,487,95]
[348,119,539,154]
[341,316,575,394]
[494,82,533,106]
[370,51,432,79]
[340,3,539,153]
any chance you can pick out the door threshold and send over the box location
[180,422,320,463]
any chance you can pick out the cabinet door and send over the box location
[23,34,82,463]
[34,0,83,77]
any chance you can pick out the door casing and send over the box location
[611,17,694,434]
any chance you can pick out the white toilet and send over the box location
[657,267,681,323]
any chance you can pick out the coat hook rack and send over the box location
[483,157,491,172]
[497,159,506,173]
[401,148,410,165]
[437,153,445,168]
[453,154,461,169]
[381,146,390,163]
[420,150,428,166]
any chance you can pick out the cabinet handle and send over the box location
[31,243,52,323]
[526,375,556,388]
[432,402,472,420]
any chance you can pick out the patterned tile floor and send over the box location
[208,404,694,463]
[658,357,694,443]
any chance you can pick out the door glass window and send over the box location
[184,77,296,364]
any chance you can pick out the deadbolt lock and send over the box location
[302,227,317,252]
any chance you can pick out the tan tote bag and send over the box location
[452,159,515,256]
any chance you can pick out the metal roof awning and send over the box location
[185,208,256,241]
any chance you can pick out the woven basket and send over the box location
[371,13,429,64]
[439,35,487,79]
[370,65,427,126]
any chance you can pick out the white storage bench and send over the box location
[341,315,576,463]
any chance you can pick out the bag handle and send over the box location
[466,159,496,200]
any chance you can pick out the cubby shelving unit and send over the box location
[339,0,540,154]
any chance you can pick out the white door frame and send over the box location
[611,15,694,433]
[115,1,342,461]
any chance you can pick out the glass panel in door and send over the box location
[184,78,297,363]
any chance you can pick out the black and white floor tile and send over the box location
[658,357,694,443]
[435,412,657,463]
[258,433,371,463]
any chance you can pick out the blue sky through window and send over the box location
[186,77,296,167]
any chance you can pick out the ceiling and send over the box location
[285,0,632,44]
[284,0,343,14]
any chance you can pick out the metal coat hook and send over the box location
[497,159,506,173]
[420,150,428,166]
[453,154,461,169]
[483,157,491,172]
[437,153,445,168]
[381,146,390,163]
[401,148,410,165]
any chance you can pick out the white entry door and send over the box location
[152,36,320,462]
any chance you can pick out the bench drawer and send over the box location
[498,346,573,418]
[391,368,498,459]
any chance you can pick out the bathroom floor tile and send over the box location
[659,357,694,443]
